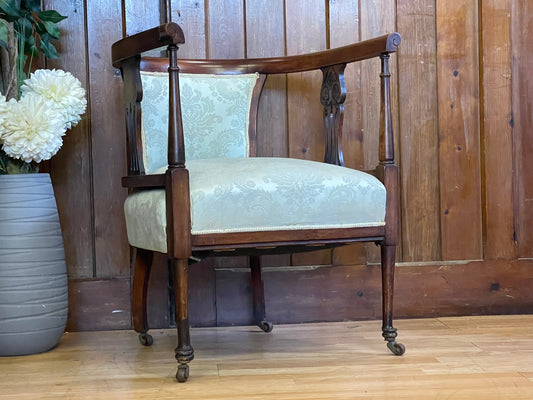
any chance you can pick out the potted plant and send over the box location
[0,0,86,356]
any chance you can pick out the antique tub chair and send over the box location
[111,22,403,382]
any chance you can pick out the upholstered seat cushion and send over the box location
[124,157,386,253]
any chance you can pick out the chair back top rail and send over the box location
[112,23,400,73]
[140,33,400,75]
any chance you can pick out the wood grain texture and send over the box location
[286,0,327,162]
[6,316,533,398]
[511,0,533,258]
[124,0,162,35]
[66,278,131,331]
[360,0,397,171]
[481,1,515,260]
[436,0,483,261]
[171,0,207,58]
[246,0,288,158]
[44,0,94,279]
[396,0,440,261]
[86,0,130,277]
[207,0,244,58]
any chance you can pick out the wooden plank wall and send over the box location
[41,0,533,330]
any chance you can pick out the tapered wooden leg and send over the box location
[171,258,194,382]
[250,256,273,332]
[380,244,405,356]
[132,247,154,346]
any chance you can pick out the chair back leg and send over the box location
[250,256,273,332]
[132,248,154,346]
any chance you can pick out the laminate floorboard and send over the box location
[1,315,533,399]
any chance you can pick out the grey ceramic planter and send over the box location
[0,173,68,356]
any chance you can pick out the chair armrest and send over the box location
[111,23,185,68]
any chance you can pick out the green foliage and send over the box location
[0,0,67,173]
[0,0,67,92]
[0,149,38,174]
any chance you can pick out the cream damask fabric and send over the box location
[140,71,258,173]
[124,158,386,253]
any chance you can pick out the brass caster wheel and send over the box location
[258,320,273,333]
[138,332,153,347]
[387,341,405,356]
[176,364,189,382]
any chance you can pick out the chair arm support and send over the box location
[112,23,185,68]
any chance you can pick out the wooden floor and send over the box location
[2,315,533,399]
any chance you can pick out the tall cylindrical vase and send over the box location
[0,173,68,356]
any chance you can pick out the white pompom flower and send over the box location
[0,94,66,163]
[0,94,9,128]
[21,69,87,129]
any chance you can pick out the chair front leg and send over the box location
[132,247,154,346]
[380,243,405,356]
[171,258,194,382]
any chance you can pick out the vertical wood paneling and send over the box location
[246,0,287,158]
[360,0,397,171]
[482,1,515,260]
[436,0,483,261]
[246,0,290,268]
[511,0,533,258]
[44,0,94,279]
[360,0,397,263]
[328,0,367,266]
[396,0,440,261]
[286,0,327,162]
[86,0,130,277]
[46,0,533,330]
[286,0,330,267]
[329,0,363,169]
[171,0,207,58]
[124,1,162,35]
[207,0,245,58]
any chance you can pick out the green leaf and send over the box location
[15,15,33,39]
[27,42,37,56]
[21,0,40,13]
[0,0,22,20]
[42,20,59,39]
[35,20,45,34]
[0,18,8,49]
[38,10,67,23]
[39,38,58,59]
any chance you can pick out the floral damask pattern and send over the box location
[140,72,258,173]
[124,158,386,253]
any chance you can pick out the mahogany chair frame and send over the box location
[112,22,403,382]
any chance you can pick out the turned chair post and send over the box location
[377,52,404,356]
[165,41,195,382]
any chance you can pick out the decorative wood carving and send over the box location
[320,63,347,166]
[121,56,144,175]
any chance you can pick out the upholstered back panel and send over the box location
[140,71,259,173]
